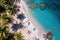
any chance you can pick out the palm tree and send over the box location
[0,0,18,14]
[5,0,19,15]
[14,32,24,40]
[0,0,24,40]
[6,31,24,40]
[0,13,12,25]
[0,25,10,40]
[0,0,6,7]
[10,6,19,15]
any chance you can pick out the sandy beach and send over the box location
[20,0,45,40]
[8,0,46,40]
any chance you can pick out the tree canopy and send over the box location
[0,0,24,40]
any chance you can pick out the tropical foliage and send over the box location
[0,13,12,25]
[14,32,24,40]
[0,0,24,40]
[0,25,10,40]
[0,0,18,14]
[7,32,24,40]
[0,25,24,40]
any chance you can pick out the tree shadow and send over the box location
[11,23,24,31]
[17,13,26,21]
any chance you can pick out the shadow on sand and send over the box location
[17,13,26,21]
[12,23,24,31]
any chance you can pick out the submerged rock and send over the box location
[29,3,38,10]
[40,3,45,10]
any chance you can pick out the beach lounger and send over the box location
[33,28,36,31]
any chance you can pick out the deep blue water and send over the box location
[25,0,60,40]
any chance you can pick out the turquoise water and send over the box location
[25,0,60,40]
[32,8,60,40]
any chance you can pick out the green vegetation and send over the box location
[0,26,24,40]
[0,0,14,9]
[0,0,18,14]
[0,25,10,40]
[14,32,24,40]
[0,12,12,25]
[0,0,24,40]
[7,32,24,40]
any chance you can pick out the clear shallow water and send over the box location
[25,0,60,40]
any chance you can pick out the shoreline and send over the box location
[21,0,45,40]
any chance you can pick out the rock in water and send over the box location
[40,4,45,10]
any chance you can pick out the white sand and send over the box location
[19,0,45,40]
[8,0,46,40]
